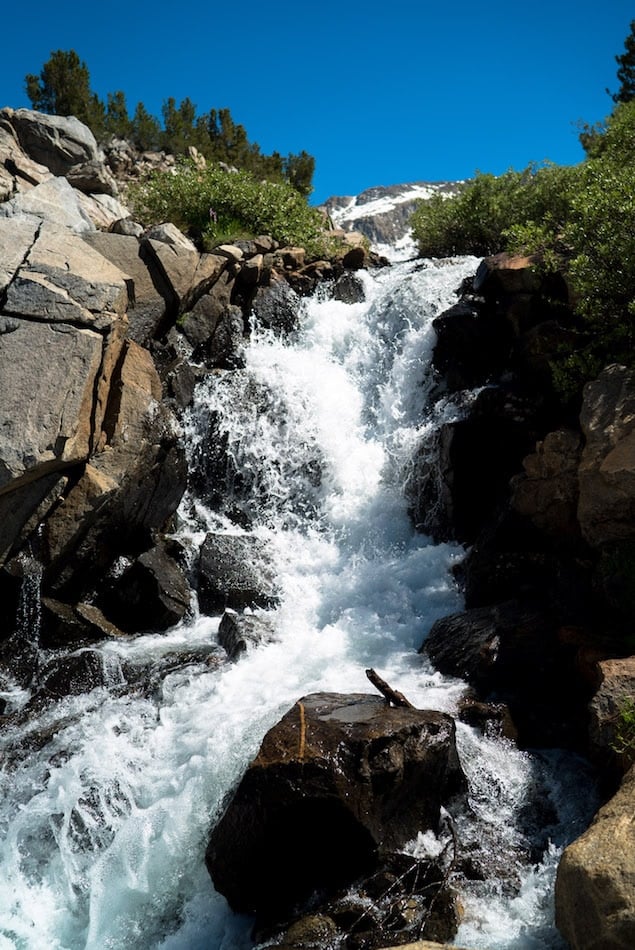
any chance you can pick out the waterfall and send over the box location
[0,257,597,950]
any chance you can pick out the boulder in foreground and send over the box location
[555,764,635,950]
[206,692,465,921]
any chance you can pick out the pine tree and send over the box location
[25,49,103,126]
[104,91,132,140]
[611,19,635,103]
[284,151,315,197]
[131,103,162,151]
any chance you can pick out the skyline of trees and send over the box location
[24,49,315,196]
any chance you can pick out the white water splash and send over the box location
[0,256,597,949]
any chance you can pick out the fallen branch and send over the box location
[365,668,414,708]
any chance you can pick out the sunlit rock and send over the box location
[555,764,635,950]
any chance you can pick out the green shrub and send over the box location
[129,159,327,254]
[410,162,580,259]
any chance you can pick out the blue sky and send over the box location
[1,1,633,204]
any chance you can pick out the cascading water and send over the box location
[0,256,598,950]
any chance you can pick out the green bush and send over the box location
[129,159,327,254]
[410,162,579,259]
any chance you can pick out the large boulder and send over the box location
[4,220,129,328]
[578,364,635,547]
[0,177,95,232]
[0,318,103,492]
[251,278,301,334]
[206,692,465,919]
[1,108,100,176]
[555,764,635,949]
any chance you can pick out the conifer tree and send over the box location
[25,50,104,127]
[104,91,132,139]
[131,103,162,151]
[611,19,635,103]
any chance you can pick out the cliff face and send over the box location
[0,108,371,659]
[409,251,635,950]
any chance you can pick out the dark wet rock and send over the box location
[432,298,513,392]
[36,648,109,698]
[206,692,465,921]
[217,609,277,659]
[407,385,545,544]
[457,696,519,742]
[250,278,301,334]
[0,632,39,689]
[120,642,224,696]
[331,270,365,304]
[101,542,191,633]
[422,600,587,747]
[198,533,278,614]
[342,245,367,270]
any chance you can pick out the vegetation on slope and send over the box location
[25,50,315,196]
[129,159,330,254]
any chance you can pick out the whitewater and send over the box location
[0,255,597,949]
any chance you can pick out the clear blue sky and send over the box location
[1,1,632,204]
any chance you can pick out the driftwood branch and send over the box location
[365,668,414,708]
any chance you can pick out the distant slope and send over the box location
[321,181,459,255]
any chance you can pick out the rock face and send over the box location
[578,364,635,547]
[3,108,100,176]
[555,764,635,950]
[206,692,465,920]
[417,252,635,943]
[217,609,277,659]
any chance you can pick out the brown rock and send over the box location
[206,692,465,919]
[589,657,635,774]
[555,764,635,949]
[512,429,582,538]
[473,252,542,297]
[578,364,635,547]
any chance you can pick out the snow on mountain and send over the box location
[321,180,460,261]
